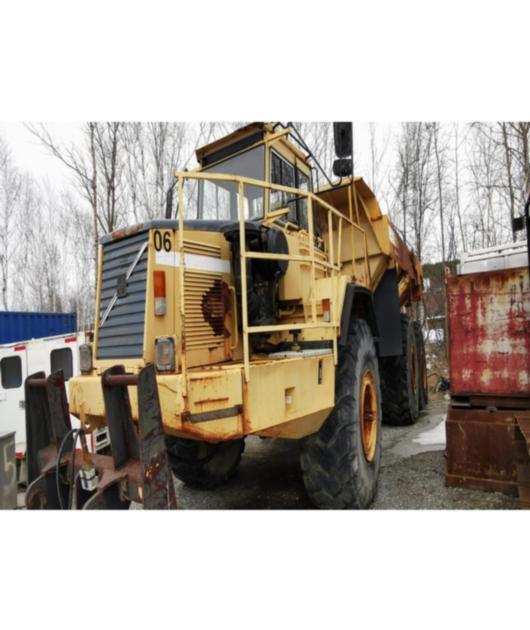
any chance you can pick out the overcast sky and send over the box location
[0,122,396,202]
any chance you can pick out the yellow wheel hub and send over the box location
[360,369,378,462]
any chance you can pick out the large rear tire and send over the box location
[413,320,428,410]
[166,437,245,489]
[300,318,382,509]
[380,314,420,425]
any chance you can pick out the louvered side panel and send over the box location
[97,231,148,359]
[183,239,222,258]
[184,270,226,350]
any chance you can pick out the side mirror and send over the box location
[512,215,525,232]
[333,158,353,178]
[333,122,353,158]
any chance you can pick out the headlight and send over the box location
[79,344,93,373]
[155,336,176,372]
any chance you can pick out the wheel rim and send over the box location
[360,369,378,462]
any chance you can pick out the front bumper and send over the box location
[69,353,335,442]
[69,365,245,442]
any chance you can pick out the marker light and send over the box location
[154,270,167,316]
[79,344,93,373]
[322,298,331,323]
[155,336,176,372]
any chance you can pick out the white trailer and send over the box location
[0,332,109,471]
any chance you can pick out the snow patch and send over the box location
[413,417,446,447]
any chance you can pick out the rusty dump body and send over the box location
[446,245,530,498]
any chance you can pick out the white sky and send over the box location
[0,122,395,203]
[0,122,82,187]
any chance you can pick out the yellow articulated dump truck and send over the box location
[24,122,425,510]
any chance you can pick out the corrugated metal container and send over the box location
[0,431,17,509]
[0,311,77,344]
[445,407,520,495]
[447,266,530,398]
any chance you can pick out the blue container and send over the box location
[0,311,77,344]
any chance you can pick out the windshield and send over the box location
[194,145,265,221]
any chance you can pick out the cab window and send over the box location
[270,150,310,229]
[1,356,22,389]
[50,347,73,381]
[196,145,265,221]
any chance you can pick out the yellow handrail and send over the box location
[174,171,367,383]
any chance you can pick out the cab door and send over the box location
[0,345,28,456]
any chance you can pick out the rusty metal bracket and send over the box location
[138,365,177,509]
[24,364,177,510]
[101,365,140,469]
[182,404,244,424]
[25,371,73,509]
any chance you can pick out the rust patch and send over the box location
[445,405,527,496]
[201,279,230,336]
[111,223,146,241]
[447,267,530,397]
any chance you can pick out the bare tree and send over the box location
[25,122,126,287]
[0,136,22,309]
[433,123,446,265]
[122,122,189,221]
[392,123,437,261]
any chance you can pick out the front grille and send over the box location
[183,239,227,351]
[97,231,148,359]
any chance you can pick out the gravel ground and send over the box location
[373,450,517,509]
[173,398,519,510]
[18,398,519,510]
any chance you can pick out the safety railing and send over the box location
[174,171,369,382]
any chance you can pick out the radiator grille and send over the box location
[183,240,227,351]
[97,231,148,359]
[183,239,221,258]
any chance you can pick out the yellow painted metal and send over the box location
[177,177,187,396]
[238,181,250,383]
[70,123,424,443]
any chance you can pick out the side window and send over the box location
[50,348,73,381]
[1,356,22,389]
[201,180,231,220]
[270,151,297,223]
[296,168,309,231]
[270,152,284,212]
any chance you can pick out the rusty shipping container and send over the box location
[446,243,530,496]
[447,265,530,399]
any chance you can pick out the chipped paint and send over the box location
[447,267,530,397]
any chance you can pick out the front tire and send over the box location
[300,318,382,509]
[166,437,245,489]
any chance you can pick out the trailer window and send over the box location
[50,348,73,381]
[1,356,22,389]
